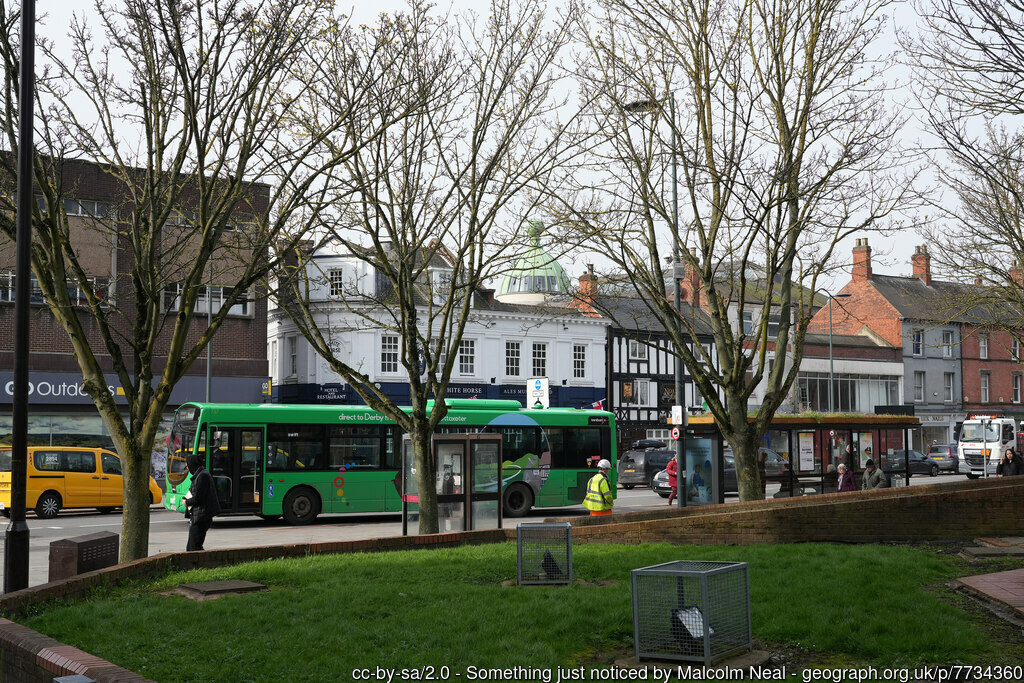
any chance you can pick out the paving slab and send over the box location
[960,547,1024,559]
[956,568,1024,618]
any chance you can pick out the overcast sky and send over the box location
[35,0,936,287]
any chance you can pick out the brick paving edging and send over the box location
[3,476,1023,681]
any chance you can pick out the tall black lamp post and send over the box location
[4,0,36,594]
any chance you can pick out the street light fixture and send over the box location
[624,94,686,507]
[827,292,852,413]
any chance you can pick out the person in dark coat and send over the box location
[836,463,856,492]
[996,448,1024,477]
[185,452,222,551]
[862,458,888,489]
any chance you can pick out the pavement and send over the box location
[955,537,1024,621]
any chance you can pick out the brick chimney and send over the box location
[852,238,872,281]
[573,263,599,316]
[911,245,932,286]
[1011,261,1023,285]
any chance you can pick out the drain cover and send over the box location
[174,580,268,600]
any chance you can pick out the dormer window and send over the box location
[431,268,453,304]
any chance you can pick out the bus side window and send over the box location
[266,446,286,471]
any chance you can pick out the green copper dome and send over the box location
[496,220,572,302]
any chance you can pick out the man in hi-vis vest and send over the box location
[583,459,614,516]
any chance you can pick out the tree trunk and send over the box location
[119,438,153,561]
[732,437,762,503]
[410,421,438,535]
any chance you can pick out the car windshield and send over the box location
[960,423,1001,442]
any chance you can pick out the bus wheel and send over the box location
[35,492,61,519]
[283,487,320,525]
[503,484,533,518]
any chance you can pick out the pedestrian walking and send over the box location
[666,455,679,505]
[862,458,888,489]
[837,463,856,492]
[997,448,1024,477]
[185,452,222,551]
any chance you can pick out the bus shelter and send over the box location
[401,433,504,534]
[685,414,921,502]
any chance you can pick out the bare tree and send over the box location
[558,0,916,501]
[273,0,580,533]
[903,0,1024,327]
[0,0,396,560]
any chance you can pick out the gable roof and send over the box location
[869,274,1018,326]
[592,292,715,338]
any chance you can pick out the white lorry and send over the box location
[957,413,1023,478]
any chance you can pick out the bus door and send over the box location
[208,426,264,515]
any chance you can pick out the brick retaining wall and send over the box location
[562,476,1024,545]
[2,476,1023,680]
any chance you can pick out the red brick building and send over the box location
[0,159,269,449]
[809,239,1024,445]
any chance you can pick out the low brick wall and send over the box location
[562,475,1024,546]
[0,618,152,683]
[2,476,1022,680]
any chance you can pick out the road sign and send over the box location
[671,405,683,425]
[528,377,550,409]
[671,425,681,441]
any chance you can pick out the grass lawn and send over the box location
[17,542,1024,682]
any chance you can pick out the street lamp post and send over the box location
[4,0,35,594]
[625,94,686,508]
[827,292,852,413]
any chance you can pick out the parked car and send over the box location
[758,448,788,476]
[926,444,958,473]
[630,439,667,450]
[882,449,940,477]
[651,468,674,497]
[722,446,787,476]
[723,454,738,493]
[618,448,675,489]
[652,454,739,498]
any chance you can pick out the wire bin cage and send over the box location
[517,522,572,585]
[631,560,751,665]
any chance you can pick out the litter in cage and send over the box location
[517,522,572,585]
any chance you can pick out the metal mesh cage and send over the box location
[631,560,751,664]
[517,522,572,585]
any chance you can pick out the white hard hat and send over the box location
[598,459,612,470]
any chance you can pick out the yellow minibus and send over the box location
[0,446,163,518]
